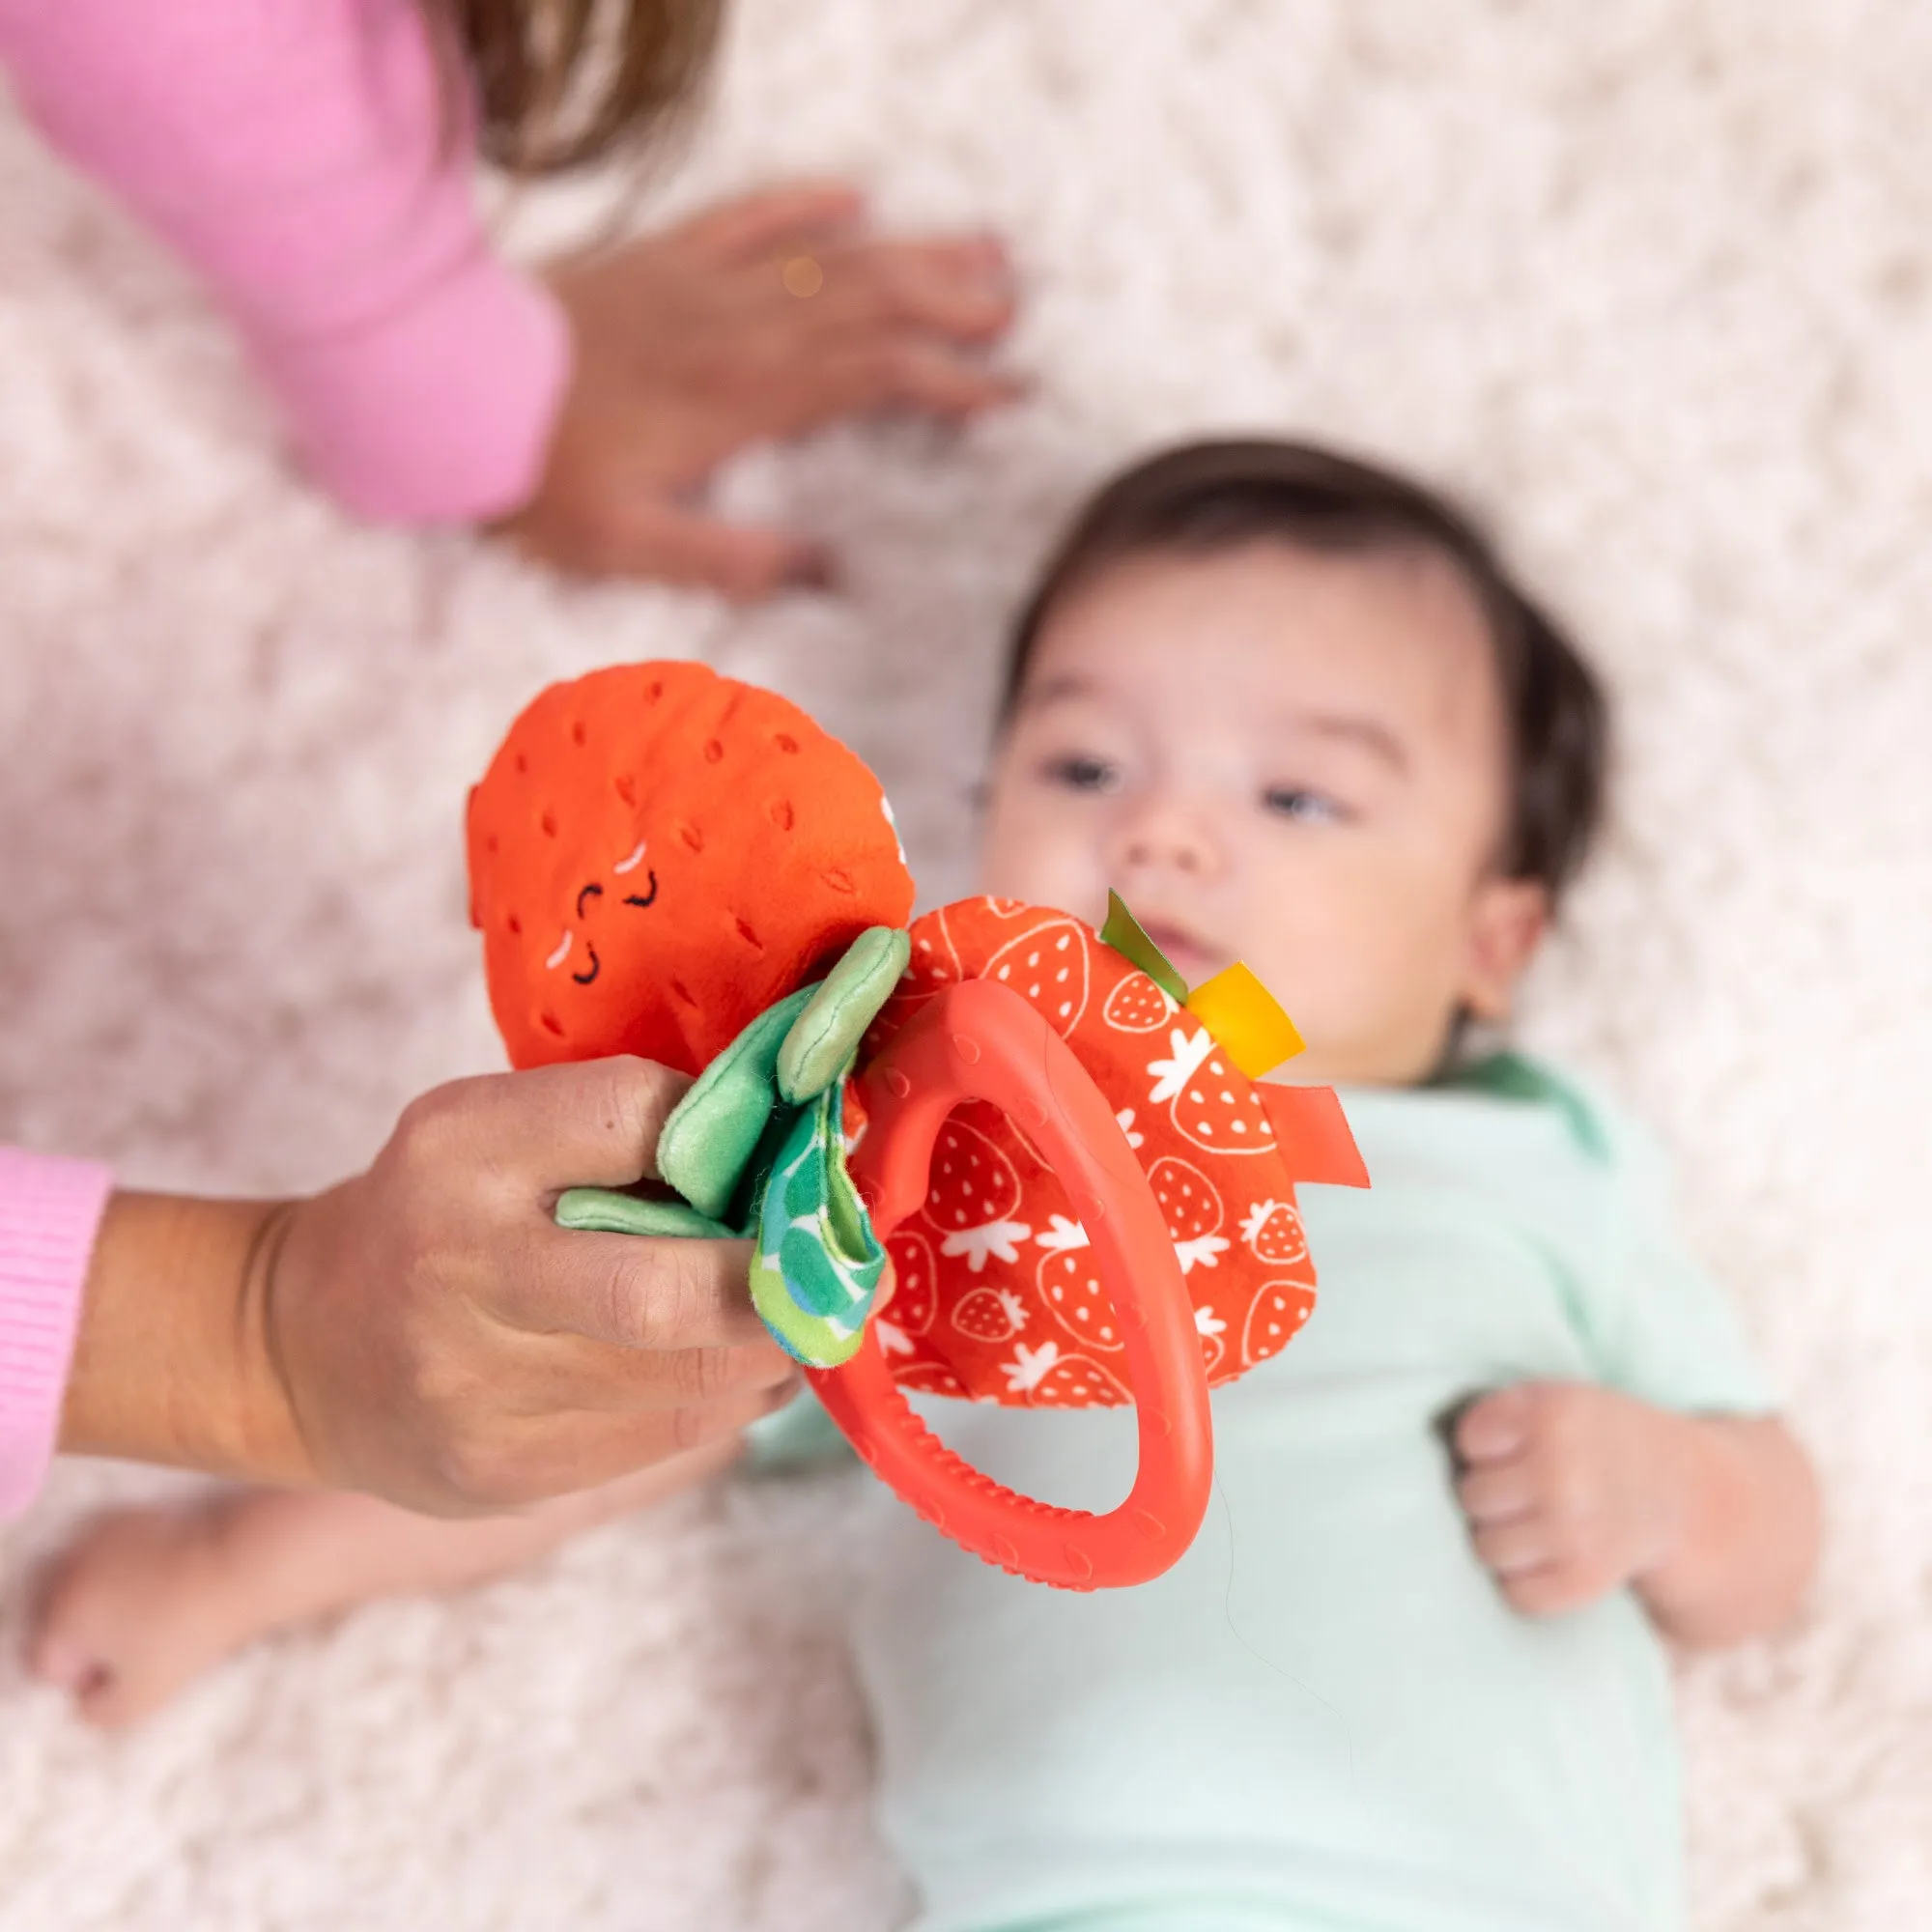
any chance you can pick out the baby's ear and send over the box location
[1459,876,1549,1022]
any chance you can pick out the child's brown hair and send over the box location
[1003,439,1609,903]
[433,0,725,175]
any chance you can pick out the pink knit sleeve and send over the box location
[0,0,569,523]
[0,1149,112,1519]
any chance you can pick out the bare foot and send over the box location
[26,1494,273,1728]
[26,1441,743,1728]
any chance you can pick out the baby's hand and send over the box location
[497,182,1019,593]
[1451,1380,1689,1617]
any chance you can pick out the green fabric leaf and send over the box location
[555,928,898,1371]
[1099,889,1189,1004]
[554,1189,739,1240]
[657,984,815,1221]
[776,924,911,1103]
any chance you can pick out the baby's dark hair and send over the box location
[431,0,725,175]
[1002,439,1609,903]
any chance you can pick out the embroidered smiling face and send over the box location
[468,661,916,1075]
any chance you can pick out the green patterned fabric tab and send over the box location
[552,928,898,1371]
[748,1082,885,1368]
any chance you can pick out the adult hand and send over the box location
[495,182,1020,592]
[60,1059,796,1516]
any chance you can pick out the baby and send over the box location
[29,439,1818,1931]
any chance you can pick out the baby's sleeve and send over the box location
[0,0,568,524]
[0,1148,113,1519]
[1581,1109,1780,1418]
[742,1388,859,1476]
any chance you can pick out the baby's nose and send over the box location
[1116,798,1222,876]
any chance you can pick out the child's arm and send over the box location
[1452,1381,1820,1648]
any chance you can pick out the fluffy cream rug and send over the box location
[1,1,1927,1925]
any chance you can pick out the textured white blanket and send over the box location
[1,2,1926,1926]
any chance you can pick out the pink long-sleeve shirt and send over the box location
[0,0,570,521]
[1,0,568,1515]
[0,1151,112,1517]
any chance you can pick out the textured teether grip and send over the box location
[808,980,1213,1589]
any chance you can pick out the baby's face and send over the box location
[979,542,1549,1085]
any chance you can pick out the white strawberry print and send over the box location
[885,1229,938,1337]
[1167,1041,1279,1156]
[1149,1155,1232,1276]
[1102,974,1174,1034]
[908,905,967,984]
[925,1117,1033,1272]
[1115,1107,1145,1151]
[1239,1198,1308,1266]
[1037,1244,1124,1352]
[1036,1213,1090,1253]
[1147,1025,1215,1104]
[952,1286,1030,1343]
[874,1318,915,1356]
[986,917,1091,1036]
[1175,1236,1231,1276]
[1240,1278,1316,1369]
[1195,1302,1228,1376]
[1001,1339,1063,1394]
[1033,1352,1130,1407]
[897,1358,969,1398]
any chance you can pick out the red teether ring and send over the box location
[807,979,1213,1589]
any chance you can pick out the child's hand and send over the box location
[1451,1380,1689,1617]
[1453,1381,1819,1643]
[497,183,1020,593]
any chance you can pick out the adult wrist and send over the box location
[59,1192,319,1488]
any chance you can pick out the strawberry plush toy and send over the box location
[469,661,1367,1589]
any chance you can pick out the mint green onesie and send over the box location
[750,1055,1776,1932]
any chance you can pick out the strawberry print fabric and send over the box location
[852,898,1321,1408]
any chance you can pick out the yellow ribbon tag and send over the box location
[1184,962,1305,1080]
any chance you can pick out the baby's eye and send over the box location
[1264,785,1344,826]
[1044,753,1122,795]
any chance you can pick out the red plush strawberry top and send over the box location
[468,662,914,1074]
[850,898,1336,1407]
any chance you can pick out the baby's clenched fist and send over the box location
[1451,1380,1691,1617]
